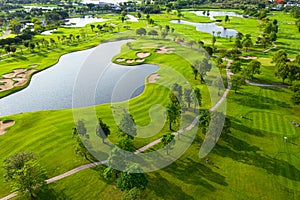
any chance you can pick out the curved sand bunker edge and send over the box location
[0,120,15,135]
[148,73,160,83]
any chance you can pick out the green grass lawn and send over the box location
[0,9,300,199]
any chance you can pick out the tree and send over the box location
[290,82,300,105]
[190,65,198,80]
[96,118,110,143]
[212,35,216,47]
[29,42,35,53]
[76,119,87,137]
[231,74,244,93]
[72,128,94,161]
[137,12,141,19]
[193,87,202,111]
[166,100,181,130]
[225,15,230,23]
[148,29,158,37]
[119,112,137,139]
[161,133,175,155]
[136,28,146,36]
[235,38,242,50]
[244,60,261,80]
[116,164,148,191]
[272,49,288,64]
[3,152,47,199]
[184,88,192,108]
[172,83,183,100]
[90,24,95,32]
[9,19,22,34]
[117,137,135,152]
[213,77,223,96]
[230,60,242,73]
[242,34,253,52]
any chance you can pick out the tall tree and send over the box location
[116,164,148,191]
[119,112,137,139]
[193,87,202,112]
[184,88,192,108]
[166,100,181,131]
[96,118,110,143]
[243,60,261,80]
[3,152,47,199]
[161,133,175,155]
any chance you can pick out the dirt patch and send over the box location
[116,58,125,62]
[148,73,160,83]
[155,46,175,54]
[135,58,145,63]
[136,52,151,58]
[0,79,14,91]
[289,58,295,62]
[239,56,257,60]
[0,69,36,91]
[126,59,135,64]
[0,120,15,135]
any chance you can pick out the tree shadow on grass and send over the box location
[162,156,228,191]
[214,135,300,182]
[35,185,71,200]
[233,90,289,109]
[148,172,194,200]
[231,120,265,137]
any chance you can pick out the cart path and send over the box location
[0,57,234,200]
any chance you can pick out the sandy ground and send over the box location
[0,120,15,135]
[0,69,36,91]
[136,52,151,58]
[148,73,160,83]
[116,58,125,62]
[239,56,257,60]
[155,46,174,54]
[135,58,145,63]
[0,79,14,91]
[126,59,135,64]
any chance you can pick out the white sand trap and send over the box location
[116,58,125,62]
[0,120,15,135]
[2,72,18,78]
[135,58,145,63]
[0,79,14,91]
[13,68,27,74]
[148,73,160,83]
[14,69,36,86]
[155,46,174,54]
[289,58,295,62]
[239,56,257,60]
[126,59,135,64]
[136,52,151,58]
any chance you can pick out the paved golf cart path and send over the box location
[0,57,234,200]
[245,79,288,88]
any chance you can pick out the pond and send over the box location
[190,10,244,20]
[41,29,57,35]
[170,20,238,38]
[63,16,108,27]
[0,40,159,117]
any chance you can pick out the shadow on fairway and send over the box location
[215,135,300,182]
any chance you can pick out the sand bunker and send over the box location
[148,73,160,83]
[0,79,14,91]
[116,58,125,62]
[289,58,295,62]
[135,58,145,63]
[0,120,15,135]
[0,68,36,91]
[136,52,151,58]
[239,56,257,60]
[126,59,135,64]
[155,46,175,54]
